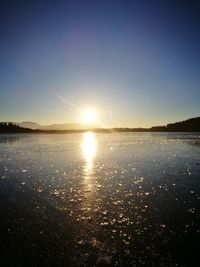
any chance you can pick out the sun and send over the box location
[82,108,97,124]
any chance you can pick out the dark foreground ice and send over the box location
[1,132,200,266]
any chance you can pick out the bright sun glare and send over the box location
[82,108,97,124]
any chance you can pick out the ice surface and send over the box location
[1,132,200,266]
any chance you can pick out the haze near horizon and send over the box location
[0,0,199,127]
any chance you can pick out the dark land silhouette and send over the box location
[0,122,35,133]
[0,117,200,133]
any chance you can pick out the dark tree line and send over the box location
[166,117,200,132]
[151,117,200,132]
[0,117,200,133]
[0,122,33,133]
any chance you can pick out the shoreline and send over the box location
[1,128,200,134]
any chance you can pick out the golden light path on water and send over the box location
[81,132,97,196]
[82,132,97,175]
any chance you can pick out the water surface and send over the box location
[1,132,200,266]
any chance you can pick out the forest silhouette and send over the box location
[0,117,200,133]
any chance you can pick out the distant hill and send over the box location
[166,117,200,131]
[1,117,200,133]
[40,123,88,130]
[19,121,41,129]
[150,117,200,132]
[18,122,91,130]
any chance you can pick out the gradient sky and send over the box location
[0,0,200,127]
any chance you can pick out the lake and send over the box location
[1,132,200,266]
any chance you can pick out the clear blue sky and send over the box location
[0,0,199,127]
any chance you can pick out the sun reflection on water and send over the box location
[82,132,97,176]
